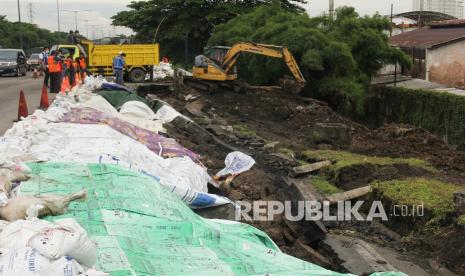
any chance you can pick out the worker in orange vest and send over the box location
[78,53,90,82]
[74,57,81,85]
[64,53,75,88]
[48,51,62,93]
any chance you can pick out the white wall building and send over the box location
[412,0,464,18]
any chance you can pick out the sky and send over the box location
[1,0,415,39]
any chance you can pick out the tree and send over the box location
[0,15,67,53]
[111,0,306,63]
[208,5,411,114]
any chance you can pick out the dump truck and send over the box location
[186,42,305,93]
[51,40,159,82]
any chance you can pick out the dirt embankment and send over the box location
[149,84,465,275]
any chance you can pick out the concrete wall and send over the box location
[427,40,465,88]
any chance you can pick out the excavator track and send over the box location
[183,76,246,93]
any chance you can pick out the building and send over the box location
[389,19,465,88]
[412,0,464,19]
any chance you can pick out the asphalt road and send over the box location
[0,72,48,135]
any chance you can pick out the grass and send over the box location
[277,147,295,156]
[458,215,465,226]
[233,124,256,138]
[301,150,435,172]
[311,175,342,195]
[373,178,462,218]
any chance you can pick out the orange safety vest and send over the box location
[48,56,61,73]
[79,58,87,69]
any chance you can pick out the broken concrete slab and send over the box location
[326,186,372,205]
[289,160,331,177]
[283,176,325,202]
[184,99,205,117]
[322,234,395,274]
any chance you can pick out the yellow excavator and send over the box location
[184,42,306,93]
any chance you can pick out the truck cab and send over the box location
[51,44,86,60]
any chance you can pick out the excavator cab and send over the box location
[204,46,230,64]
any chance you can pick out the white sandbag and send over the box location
[0,247,91,276]
[78,94,120,117]
[162,157,210,193]
[216,151,256,177]
[0,218,97,267]
[119,101,157,119]
[156,105,183,123]
[83,75,107,91]
[2,122,227,208]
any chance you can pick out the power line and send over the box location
[61,9,91,31]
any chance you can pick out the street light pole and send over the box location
[17,0,23,49]
[56,0,61,43]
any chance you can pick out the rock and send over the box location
[289,160,331,177]
[453,191,465,215]
[264,141,280,152]
[270,153,295,163]
[184,99,205,117]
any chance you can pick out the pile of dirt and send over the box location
[151,83,465,274]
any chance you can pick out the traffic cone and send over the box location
[75,72,81,86]
[60,76,70,94]
[32,68,38,78]
[17,90,29,121]
[39,83,49,109]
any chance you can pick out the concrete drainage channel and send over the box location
[135,82,463,275]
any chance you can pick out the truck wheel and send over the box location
[128,68,146,83]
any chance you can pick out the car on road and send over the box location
[26,53,41,71]
[0,49,27,77]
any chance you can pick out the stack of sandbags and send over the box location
[0,218,104,276]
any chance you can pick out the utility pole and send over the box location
[27,2,34,24]
[391,3,397,87]
[57,0,61,43]
[17,0,23,49]
[390,3,394,37]
[329,0,335,19]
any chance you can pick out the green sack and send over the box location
[20,162,405,276]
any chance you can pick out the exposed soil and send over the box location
[148,83,465,275]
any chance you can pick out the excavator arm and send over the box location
[221,42,305,83]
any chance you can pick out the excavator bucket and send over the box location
[280,77,305,94]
